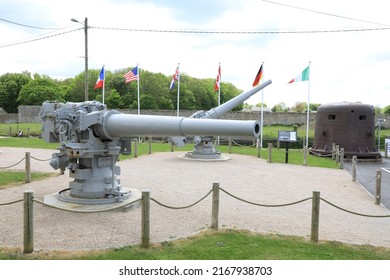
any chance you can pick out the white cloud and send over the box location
[1,0,390,108]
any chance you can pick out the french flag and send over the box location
[94,66,105,89]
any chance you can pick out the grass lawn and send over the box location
[1,230,389,260]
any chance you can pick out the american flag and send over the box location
[124,66,138,84]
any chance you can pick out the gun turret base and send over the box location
[179,152,231,161]
[43,188,141,211]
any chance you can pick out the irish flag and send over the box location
[288,65,310,83]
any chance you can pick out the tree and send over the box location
[271,102,289,112]
[17,74,63,105]
[383,105,390,114]
[0,72,31,113]
[291,101,307,113]
[105,89,124,109]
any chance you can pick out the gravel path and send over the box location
[1,147,389,251]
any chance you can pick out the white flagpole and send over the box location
[260,62,264,149]
[137,63,140,115]
[177,63,180,117]
[102,65,105,105]
[217,62,221,146]
[218,62,221,107]
[304,61,311,166]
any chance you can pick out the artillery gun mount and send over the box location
[40,100,261,207]
[171,79,272,161]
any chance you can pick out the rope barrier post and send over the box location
[332,143,336,160]
[134,138,138,158]
[302,138,306,166]
[23,190,34,253]
[375,170,382,205]
[335,145,340,163]
[257,139,261,158]
[141,191,150,248]
[352,156,357,182]
[339,148,344,169]
[170,140,174,152]
[228,137,232,154]
[385,142,389,158]
[267,142,272,163]
[148,137,152,154]
[25,152,31,183]
[9,126,12,137]
[27,128,30,138]
[311,191,320,243]
[211,182,220,230]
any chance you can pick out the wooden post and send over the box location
[332,143,336,160]
[9,126,12,137]
[302,138,307,166]
[134,138,138,158]
[141,191,150,248]
[375,170,382,205]
[352,156,357,182]
[257,139,260,158]
[228,137,232,154]
[170,141,174,152]
[267,142,272,163]
[335,145,340,163]
[27,128,30,138]
[385,142,389,158]
[148,137,152,155]
[211,182,220,230]
[339,148,344,169]
[25,152,31,183]
[23,190,34,253]
[311,191,320,243]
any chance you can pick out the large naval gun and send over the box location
[171,79,272,159]
[40,100,261,204]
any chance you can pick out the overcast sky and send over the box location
[1,0,390,108]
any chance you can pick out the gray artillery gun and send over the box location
[170,79,272,160]
[40,100,261,205]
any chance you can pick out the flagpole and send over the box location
[102,65,105,105]
[260,62,264,149]
[177,63,180,117]
[137,63,140,115]
[218,62,221,107]
[304,61,311,166]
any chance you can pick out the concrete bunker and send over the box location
[310,102,381,160]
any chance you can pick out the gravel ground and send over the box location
[0,147,389,251]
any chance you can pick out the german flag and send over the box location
[252,64,263,87]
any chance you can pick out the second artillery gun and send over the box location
[170,80,272,160]
[40,100,261,205]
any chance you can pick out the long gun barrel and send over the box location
[198,79,272,119]
[99,113,260,139]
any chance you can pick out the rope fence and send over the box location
[1,181,389,253]
[0,152,52,183]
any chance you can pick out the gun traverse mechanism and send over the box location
[170,79,272,159]
[40,100,261,204]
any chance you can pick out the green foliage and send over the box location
[271,102,289,112]
[0,68,243,112]
[17,74,64,105]
[0,72,31,113]
[383,105,390,114]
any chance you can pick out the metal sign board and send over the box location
[278,130,297,142]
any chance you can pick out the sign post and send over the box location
[278,130,297,164]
